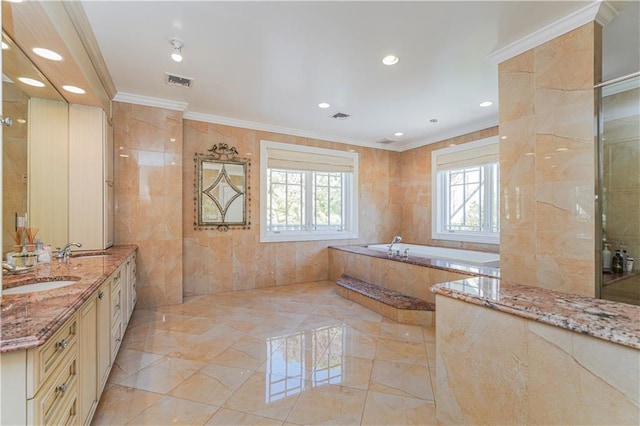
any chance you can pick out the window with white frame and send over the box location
[260,140,358,242]
[432,137,500,244]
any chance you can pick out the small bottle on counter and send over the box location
[602,244,612,272]
[612,250,624,274]
[626,257,634,272]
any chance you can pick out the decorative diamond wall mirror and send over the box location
[194,143,250,231]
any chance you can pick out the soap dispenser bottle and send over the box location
[603,244,612,272]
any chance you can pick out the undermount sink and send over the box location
[3,278,81,295]
[71,251,110,259]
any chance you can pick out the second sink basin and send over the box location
[3,278,81,295]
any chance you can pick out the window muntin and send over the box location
[261,141,358,242]
[432,137,500,244]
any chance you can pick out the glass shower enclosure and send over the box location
[596,73,640,305]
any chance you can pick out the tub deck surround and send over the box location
[336,274,436,326]
[432,276,640,350]
[1,245,137,352]
[329,244,501,279]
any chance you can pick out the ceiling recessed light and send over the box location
[556,147,568,152]
[62,85,86,94]
[479,101,493,107]
[524,152,535,156]
[169,138,176,142]
[394,132,404,137]
[1,42,9,50]
[32,47,63,61]
[170,38,183,63]
[119,154,130,158]
[18,77,45,87]
[382,55,399,66]
[500,135,508,140]
[318,102,330,109]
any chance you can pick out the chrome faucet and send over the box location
[56,242,82,261]
[387,235,402,256]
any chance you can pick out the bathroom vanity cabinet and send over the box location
[1,250,137,425]
[68,104,115,250]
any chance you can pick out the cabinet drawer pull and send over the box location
[116,337,122,343]
[57,383,68,394]
[98,291,105,300]
[56,339,69,350]
[115,303,121,310]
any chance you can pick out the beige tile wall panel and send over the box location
[498,23,601,296]
[435,295,640,425]
[28,97,69,250]
[113,102,183,308]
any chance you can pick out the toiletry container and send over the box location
[603,244,612,271]
[626,257,634,272]
[612,250,624,273]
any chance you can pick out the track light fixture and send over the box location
[170,38,183,63]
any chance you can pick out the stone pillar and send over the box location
[499,23,602,296]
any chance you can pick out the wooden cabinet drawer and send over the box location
[27,315,78,397]
[28,345,78,425]
[110,320,123,363]
[110,279,122,325]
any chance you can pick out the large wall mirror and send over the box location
[2,31,69,253]
[194,143,251,231]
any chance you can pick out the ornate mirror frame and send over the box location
[194,143,251,231]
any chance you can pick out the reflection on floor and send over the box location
[92,280,437,425]
[602,273,640,306]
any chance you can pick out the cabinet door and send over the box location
[68,104,104,250]
[78,294,97,425]
[97,281,111,395]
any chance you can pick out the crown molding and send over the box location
[397,118,499,152]
[114,92,189,111]
[595,1,619,26]
[488,1,611,65]
[183,111,391,151]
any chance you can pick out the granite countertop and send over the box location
[1,245,137,352]
[432,276,640,350]
[329,244,501,279]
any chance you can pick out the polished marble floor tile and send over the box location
[93,281,438,425]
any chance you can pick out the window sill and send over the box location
[260,231,358,243]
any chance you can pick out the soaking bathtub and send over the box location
[365,243,500,268]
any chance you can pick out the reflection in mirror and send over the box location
[2,31,68,253]
[195,143,250,231]
[2,78,29,253]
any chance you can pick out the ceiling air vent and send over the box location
[331,112,350,120]
[376,138,395,145]
[165,72,193,88]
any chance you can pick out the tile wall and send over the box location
[397,127,500,253]
[181,120,401,296]
[435,295,639,424]
[498,23,602,296]
[113,102,184,308]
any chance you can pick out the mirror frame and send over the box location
[194,143,251,231]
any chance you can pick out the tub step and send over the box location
[335,274,435,326]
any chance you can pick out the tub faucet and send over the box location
[387,236,402,256]
[56,242,82,261]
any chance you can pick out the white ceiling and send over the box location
[80,1,638,151]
